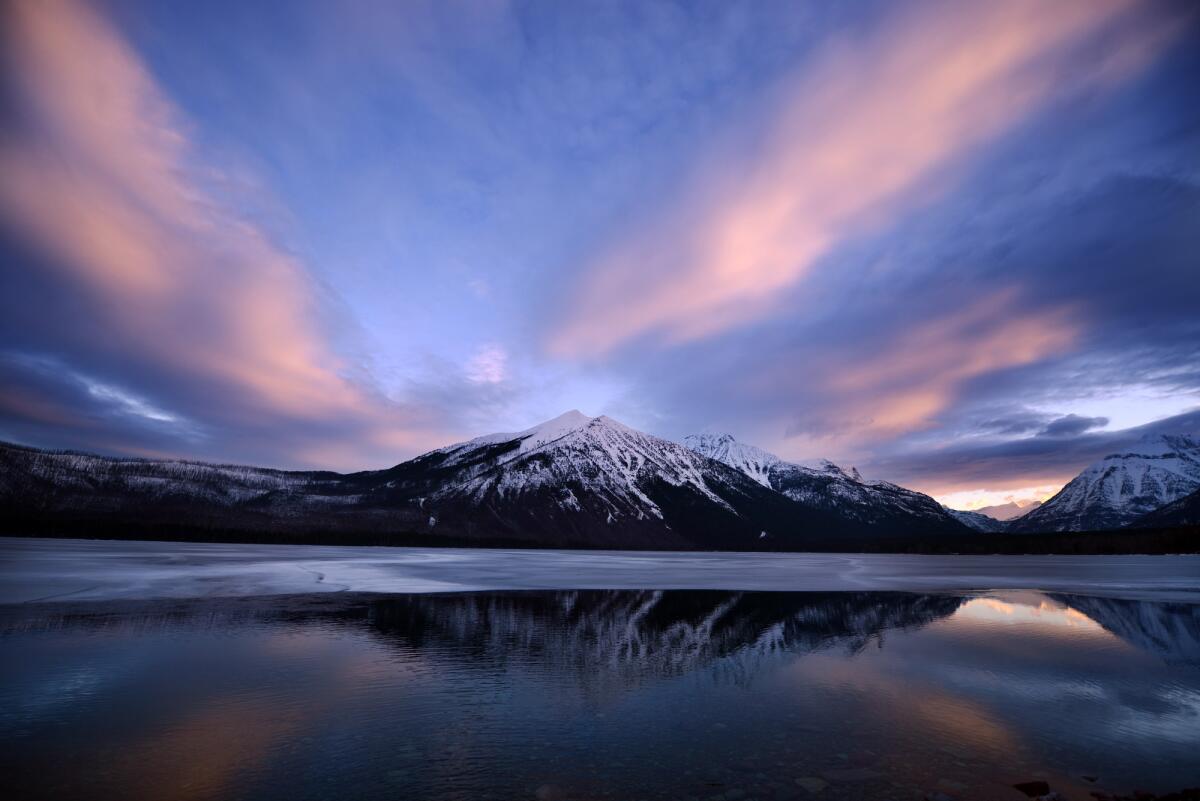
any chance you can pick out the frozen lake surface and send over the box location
[2,536,1198,602]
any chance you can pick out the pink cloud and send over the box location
[755,289,1081,469]
[0,0,447,467]
[824,291,1080,437]
[548,0,1185,358]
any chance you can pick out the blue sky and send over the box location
[1,0,1197,507]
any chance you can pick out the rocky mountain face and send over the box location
[685,434,971,537]
[1130,487,1200,529]
[1009,434,1200,532]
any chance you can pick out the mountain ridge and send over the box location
[3,414,1198,550]
[683,433,971,537]
[1009,433,1200,532]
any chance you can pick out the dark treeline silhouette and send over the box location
[4,512,1196,553]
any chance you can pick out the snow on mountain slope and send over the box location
[3,413,993,546]
[438,415,739,518]
[686,434,970,536]
[432,409,594,466]
[682,434,780,487]
[1010,434,1200,532]
[390,414,846,548]
[944,508,1008,533]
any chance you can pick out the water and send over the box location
[1,539,1199,800]
[2,588,1199,801]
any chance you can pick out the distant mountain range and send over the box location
[973,500,1042,520]
[1,412,1196,550]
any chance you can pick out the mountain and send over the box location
[0,440,415,535]
[684,434,970,537]
[974,500,1041,521]
[1129,487,1200,529]
[376,411,850,549]
[0,412,852,550]
[1009,434,1200,532]
[680,433,781,488]
[944,508,1008,533]
[940,501,1045,533]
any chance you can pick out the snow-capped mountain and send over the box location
[973,500,1041,521]
[1009,433,1200,532]
[383,412,848,548]
[685,434,970,537]
[11,412,1190,546]
[1,412,850,549]
[943,508,1008,533]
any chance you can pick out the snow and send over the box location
[2,537,1196,603]
[683,434,780,487]
[433,409,594,465]
[1014,433,1200,531]
[435,415,745,519]
[686,432,961,529]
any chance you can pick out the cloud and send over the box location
[548,0,1185,358]
[871,407,1200,496]
[1039,414,1109,438]
[465,344,508,384]
[936,486,1060,513]
[813,290,1079,439]
[0,0,449,468]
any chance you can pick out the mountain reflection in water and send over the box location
[1,590,1198,801]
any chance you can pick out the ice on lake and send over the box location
[1,536,1197,603]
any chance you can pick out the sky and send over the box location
[1,0,1198,509]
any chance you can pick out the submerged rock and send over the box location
[1014,781,1052,798]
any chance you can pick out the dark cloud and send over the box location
[1038,414,1109,438]
[975,411,1054,437]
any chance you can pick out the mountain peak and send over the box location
[683,433,781,488]
[685,432,968,535]
[1011,431,1200,532]
[536,409,592,430]
[1129,431,1199,455]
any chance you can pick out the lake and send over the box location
[1,538,1198,801]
